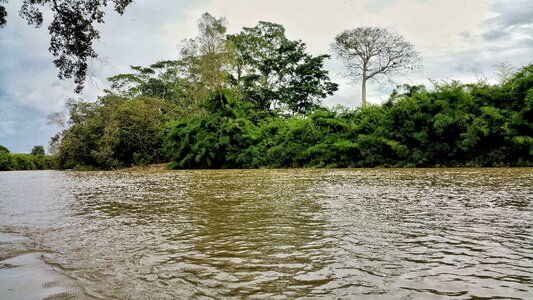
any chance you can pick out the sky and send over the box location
[0,0,532,153]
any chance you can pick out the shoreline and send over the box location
[2,164,533,173]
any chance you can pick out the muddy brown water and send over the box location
[1,169,532,299]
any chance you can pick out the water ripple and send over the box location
[0,168,532,299]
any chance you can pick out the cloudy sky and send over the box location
[0,0,531,153]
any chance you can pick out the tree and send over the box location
[1,0,133,93]
[332,27,421,107]
[51,93,176,169]
[107,61,186,103]
[180,13,232,103]
[0,145,9,153]
[31,145,45,156]
[229,21,337,114]
[105,13,234,116]
[99,96,168,166]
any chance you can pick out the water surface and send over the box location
[1,169,532,299]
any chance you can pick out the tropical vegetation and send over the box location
[11,13,532,170]
[0,145,54,171]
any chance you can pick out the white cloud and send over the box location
[203,0,368,54]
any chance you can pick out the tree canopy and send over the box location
[0,145,9,153]
[31,145,46,156]
[0,145,54,171]
[229,21,338,114]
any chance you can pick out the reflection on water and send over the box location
[1,169,532,299]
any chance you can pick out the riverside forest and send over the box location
[1,14,532,170]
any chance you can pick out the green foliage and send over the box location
[165,64,533,169]
[50,14,341,170]
[0,151,15,171]
[31,145,45,156]
[165,90,257,169]
[101,96,168,166]
[53,94,176,170]
[11,154,36,170]
[0,146,53,171]
[107,61,186,104]
[229,21,337,114]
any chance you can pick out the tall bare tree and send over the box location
[332,27,421,107]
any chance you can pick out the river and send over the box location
[1,169,532,299]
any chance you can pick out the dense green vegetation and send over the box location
[0,145,54,171]
[49,95,175,169]
[47,14,532,170]
[165,65,533,168]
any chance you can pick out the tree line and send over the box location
[40,13,532,170]
[163,66,533,168]
[0,145,54,171]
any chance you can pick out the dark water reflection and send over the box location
[1,169,532,299]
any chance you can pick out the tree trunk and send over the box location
[361,77,367,108]
[362,64,367,108]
